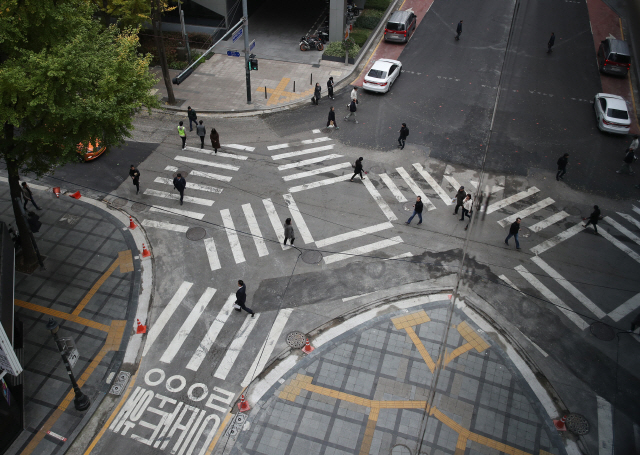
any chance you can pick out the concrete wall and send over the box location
[329,0,346,42]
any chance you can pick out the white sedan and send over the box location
[362,59,402,93]
[594,93,631,134]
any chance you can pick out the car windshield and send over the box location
[609,53,631,64]
[386,22,404,31]
[607,108,629,120]
[368,69,387,79]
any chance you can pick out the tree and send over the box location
[0,0,160,269]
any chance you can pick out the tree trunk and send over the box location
[152,0,176,105]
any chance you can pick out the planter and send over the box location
[321,54,356,64]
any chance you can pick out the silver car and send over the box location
[594,93,631,134]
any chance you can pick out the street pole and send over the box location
[178,1,191,64]
[241,0,252,104]
[46,318,90,411]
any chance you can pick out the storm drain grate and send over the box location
[565,413,590,435]
[225,413,246,438]
[109,371,131,396]
[302,250,323,264]
[131,203,147,213]
[589,322,615,341]
[186,227,206,241]
[286,331,307,349]
[108,197,127,209]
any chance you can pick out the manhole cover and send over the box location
[109,197,127,208]
[301,250,323,264]
[564,206,581,216]
[186,227,206,241]
[173,170,189,179]
[286,331,306,348]
[131,202,147,212]
[565,413,590,435]
[391,444,412,455]
[589,322,615,341]
[403,202,414,212]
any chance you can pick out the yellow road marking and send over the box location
[204,412,234,455]
[266,77,291,106]
[619,18,639,130]
[358,408,379,455]
[15,300,111,332]
[405,326,437,372]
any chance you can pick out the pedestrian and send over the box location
[21,182,41,210]
[350,86,358,103]
[327,107,339,129]
[196,120,206,149]
[350,157,365,181]
[455,20,463,40]
[313,82,321,105]
[504,218,521,249]
[173,173,186,205]
[452,186,466,215]
[210,128,220,154]
[234,280,255,316]
[617,148,636,174]
[556,153,568,180]
[629,135,639,151]
[460,194,472,221]
[345,99,358,123]
[129,165,140,194]
[398,123,409,149]
[327,76,335,99]
[405,196,423,225]
[178,121,186,149]
[283,218,295,245]
[583,205,601,234]
[547,32,555,53]
[187,106,197,131]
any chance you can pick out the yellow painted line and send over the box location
[619,18,639,130]
[204,412,234,455]
[266,77,291,106]
[15,300,111,332]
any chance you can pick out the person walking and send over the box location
[283,218,295,245]
[173,173,186,205]
[178,121,186,149]
[583,205,601,234]
[210,128,220,154]
[313,82,321,105]
[327,76,335,99]
[547,32,555,53]
[350,157,365,181]
[629,135,639,152]
[345,99,358,123]
[460,194,472,221]
[504,218,521,249]
[455,20,463,40]
[452,186,466,215]
[234,280,255,316]
[556,153,569,180]
[617,148,636,174]
[398,123,409,149]
[187,106,197,131]
[21,182,41,210]
[350,86,358,103]
[327,107,339,129]
[129,165,140,194]
[405,196,423,225]
[196,120,206,149]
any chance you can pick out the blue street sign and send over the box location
[249,39,256,51]
[227,50,241,57]
[232,27,243,43]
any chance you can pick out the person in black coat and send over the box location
[398,123,409,149]
[327,77,335,99]
[235,280,255,316]
[313,83,321,105]
[455,20,463,40]
[452,186,466,215]
[173,173,186,205]
[504,218,521,249]
[345,100,358,123]
[129,165,141,194]
[350,157,365,181]
[617,149,636,174]
[556,153,568,180]
[187,106,197,131]
[406,196,423,225]
[547,32,555,53]
[327,107,339,129]
[583,205,601,234]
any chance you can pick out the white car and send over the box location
[362,59,402,93]
[594,93,631,134]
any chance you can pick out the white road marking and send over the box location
[149,206,205,220]
[486,187,540,214]
[190,169,233,183]
[154,177,223,194]
[183,146,247,160]
[160,287,216,363]
[277,154,343,170]
[283,194,314,244]
[262,198,287,250]
[519,331,549,357]
[514,265,589,330]
[469,180,478,189]
[598,228,640,264]
[241,308,293,387]
[379,173,407,202]
[242,204,269,257]
[497,197,555,227]
[388,252,413,260]
[412,163,451,205]
[223,143,255,151]
[531,256,606,319]
[220,209,246,264]
[267,143,290,151]
[213,315,260,380]
[312,129,322,134]
[608,293,640,322]
[203,238,221,271]
[633,205,640,216]
[187,295,235,371]
[362,178,398,221]
[282,162,351,181]
[604,216,640,247]
[288,175,351,193]
[342,292,374,302]
[175,156,239,171]
[141,219,189,233]
[395,167,436,211]
[530,222,585,255]
[618,212,640,230]
[443,175,463,192]
[143,282,193,355]
[498,274,524,295]
[529,211,569,233]
[165,166,178,172]
[272,144,335,160]
[301,137,331,144]
[323,236,403,264]
[144,189,214,206]
[316,222,394,248]
[596,396,613,455]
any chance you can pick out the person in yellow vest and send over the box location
[178,121,186,149]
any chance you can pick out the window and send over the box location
[389,65,398,75]
[609,53,631,64]
[599,98,606,111]
[368,69,387,79]
[607,108,629,120]
[386,22,404,31]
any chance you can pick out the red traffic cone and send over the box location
[302,338,315,354]
[129,216,137,229]
[136,318,147,334]
[238,394,251,412]
[141,243,151,258]
[69,191,81,199]
[53,187,61,198]
[553,415,567,431]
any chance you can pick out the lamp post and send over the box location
[46,318,90,411]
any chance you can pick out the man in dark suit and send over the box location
[173,173,186,205]
[235,280,255,316]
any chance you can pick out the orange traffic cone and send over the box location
[135,319,147,334]
[238,394,251,412]
[141,243,151,258]
[69,191,81,199]
[53,187,60,198]
[129,216,137,229]
[302,338,315,354]
[553,415,567,431]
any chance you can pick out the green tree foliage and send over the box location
[0,0,159,268]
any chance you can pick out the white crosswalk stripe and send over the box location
[220,209,246,264]
[144,189,214,206]
[362,178,398,221]
[282,162,351,181]
[301,137,331,144]
[597,228,640,264]
[497,197,555,227]
[213,314,260,380]
[617,212,640,230]
[486,187,539,214]
[316,222,394,248]
[288,175,351,193]
[141,219,189,233]
[183,145,248,160]
[268,143,290,151]
[277,154,343,170]
[379,173,407,202]
[529,211,569,233]
[263,198,287,249]
[242,203,269,257]
[608,293,640,322]
[143,282,193,356]
[443,175,463,192]
[604,216,640,247]
[149,205,205,220]
[498,275,524,295]
[165,165,232,183]
[395,167,436,211]
[223,143,255,151]
[175,155,240,171]
[283,194,314,244]
[633,205,640,216]
[204,238,221,271]
[323,236,404,264]
[154,177,223,194]
[272,144,335,160]
[530,222,584,255]
[412,163,451,205]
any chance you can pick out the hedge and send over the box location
[364,0,392,11]
[323,40,361,58]
[355,14,380,29]
[350,28,370,47]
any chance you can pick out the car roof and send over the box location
[373,59,401,69]
[388,10,412,22]
[604,38,630,55]
[598,94,628,109]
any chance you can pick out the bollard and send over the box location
[293,81,296,92]
[265,86,267,99]
[310,73,312,85]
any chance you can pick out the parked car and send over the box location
[363,59,402,93]
[593,93,631,134]
[598,38,631,76]
[384,11,417,43]
[77,140,107,162]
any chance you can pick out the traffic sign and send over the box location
[249,39,256,51]
[227,50,241,57]
[58,337,79,369]
[232,27,243,43]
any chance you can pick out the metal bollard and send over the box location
[293,81,296,92]
[310,73,312,85]
[265,86,267,99]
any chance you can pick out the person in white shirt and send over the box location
[460,194,472,222]
[629,135,639,151]
[350,87,358,102]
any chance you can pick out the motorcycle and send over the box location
[316,28,329,44]
[300,35,324,51]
